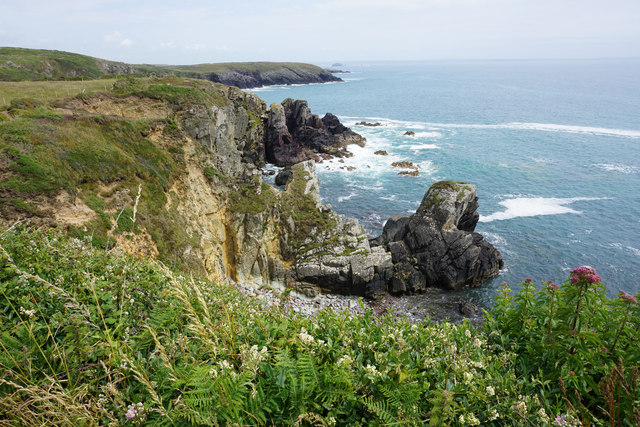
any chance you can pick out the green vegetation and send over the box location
[0,83,206,271]
[0,79,117,105]
[1,227,636,425]
[0,47,330,86]
[0,47,114,81]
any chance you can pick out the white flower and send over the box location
[473,338,483,348]
[486,385,495,396]
[337,355,353,368]
[298,328,315,345]
[515,400,527,414]
[464,372,473,383]
[458,414,465,424]
[488,409,499,421]
[465,329,471,338]
[538,408,550,423]
[364,364,382,379]
[467,413,480,426]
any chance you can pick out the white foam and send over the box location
[408,144,439,150]
[627,246,640,257]
[480,197,605,222]
[340,115,640,139]
[412,131,443,138]
[592,163,639,174]
[338,193,357,202]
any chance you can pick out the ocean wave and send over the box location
[479,197,606,222]
[408,144,439,150]
[340,116,640,139]
[409,131,443,138]
[592,163,639,174]
[338,193,357,202]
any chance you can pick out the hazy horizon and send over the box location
[2,0,640,65]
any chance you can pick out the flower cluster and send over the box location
[569,265,601,284]
[619,290,638,304]
[125,402,144,421]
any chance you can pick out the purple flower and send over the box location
[547,281,559,291]
[125,408,136,420]
[570,265,601,284]
[555,415,566,424]
[619,291,638,304]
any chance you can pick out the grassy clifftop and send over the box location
[0,47,340,88]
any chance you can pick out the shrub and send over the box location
[486,268,640,425]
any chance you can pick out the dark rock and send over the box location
[203,66,342,89]
[264,99,366,166]
[391,161,419,170]
[459,301,480,316]
[399,170,419,177]
[404,131,415,136]
[275,169,293,186]
[355,121,382,127]
[374,150,388,156]
[373,181,503,292]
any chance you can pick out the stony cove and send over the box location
[0,76,502,303]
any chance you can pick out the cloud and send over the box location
[103,31,133,48]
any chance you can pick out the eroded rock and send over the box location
[372,181,503,291]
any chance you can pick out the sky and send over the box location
[2,0,640,65]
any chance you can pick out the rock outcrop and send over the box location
[371,181,503,291]
[280,162,392,299]
[265,98,366,166]
[204,67,341,89]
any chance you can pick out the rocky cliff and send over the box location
[0,76,501,299]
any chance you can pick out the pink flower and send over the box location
[569,371,575,376]
[525,278,533,283]
[570,266,601,284]
[619,291,638,304]
[555,415,566,424]
[500,281,508,287]
[547,281,559,291]
[125,408,136,420]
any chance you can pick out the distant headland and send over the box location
[0,47,342,88]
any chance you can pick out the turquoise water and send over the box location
[250,60,640,304]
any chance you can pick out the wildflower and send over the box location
[336,355,353,368]
[619,291,638,304]
[525,278,533,283]
[473,338,483,348]
[514,400,527,414]
[569,370,575,376]
[486,385,495,396]
[570,265,601,284]
[465,329,471,338]
[488,409,499,421]
[467,413,480,426]
[458,414,465,424]
[547,281,559,291]
[327,417,336,426]
[298,328,315,345]
[538,408,550,423]
[554,415,566,424]
[125,407,136,420]
[364,364,382,379]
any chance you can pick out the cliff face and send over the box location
[202,67,341,89]
[0,76,500,297]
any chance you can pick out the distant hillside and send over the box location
[0,47,341,88]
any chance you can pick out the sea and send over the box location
[249,59,640,306]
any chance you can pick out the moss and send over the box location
[228,181,277,215]
[429,180,466,192]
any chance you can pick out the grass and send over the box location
[1,226,636,425]
[1,47,332,85]
[0,79,117,105]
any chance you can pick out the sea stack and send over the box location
[371,181,504,292]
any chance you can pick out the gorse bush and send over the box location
[0,225,638,425]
